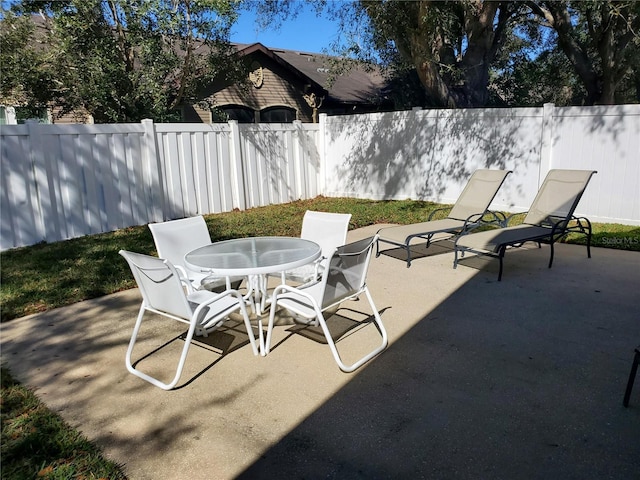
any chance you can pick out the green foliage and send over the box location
[1,366,127,479]
[1,0,244,122]
[252,1,639,107]
[529,1,640,105]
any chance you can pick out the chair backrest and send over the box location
[523,169,597,227]
[148,216,212,268]
[300,210,352,259]
[119,250,193,320]
[319,235,377,310]
[448,169,512,221]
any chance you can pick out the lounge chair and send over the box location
[453,169,597,281]
[623,346,640,407]
[376,169,512,267]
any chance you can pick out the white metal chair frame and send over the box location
[120,250,258,390]
[148,216,242,293]
[276,210,352,286]
[265,235,388,373]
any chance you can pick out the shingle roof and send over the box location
[235,43,388,106]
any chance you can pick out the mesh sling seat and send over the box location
[120,250,259,390]
[272,210,352,286]
[376,169,512,267]
[265,235,388,373]
[453,169,597,281]
[149,216,243,293]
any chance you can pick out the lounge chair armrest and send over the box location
[564,215,592,235]
[462,212,485,225]
[499,212,525,227]
[481,210,510,227]
[427,207,451,221]
[546,215,570,230]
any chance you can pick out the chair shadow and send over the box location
[269,306,391,351]
[378,238,455,264]
[454,243,544,278]
[129,315,257,390]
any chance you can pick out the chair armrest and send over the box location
[173,264,196,294]
[501,212,527,227]
[481,210,510,228]
[270,282,317,304]
[427,207,451,221]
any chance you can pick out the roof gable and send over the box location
[235,43,387,106]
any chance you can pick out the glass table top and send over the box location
[184,236,322,276]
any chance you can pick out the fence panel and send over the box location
[322,108,545,213]
[1,127,39,247]
[549,105,640,224]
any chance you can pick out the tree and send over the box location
[252,1,536,108]
[251,0,526,108]
[1,0,244,123]
[363,1,524,108]
[251,0,639,107]
[527,1,640,105]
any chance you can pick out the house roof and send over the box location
[234,43,389,107]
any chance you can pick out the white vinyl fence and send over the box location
[1,104,638,250]
[1,120,321,250]
[322,104,640,226]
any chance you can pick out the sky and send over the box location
[230,4,342,54]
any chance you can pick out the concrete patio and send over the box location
[2,224,639,479]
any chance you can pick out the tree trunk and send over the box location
[544,2,601,104]
[403,1,505,108]
[457,1,500,107]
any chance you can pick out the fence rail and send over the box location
[1,104,638,250]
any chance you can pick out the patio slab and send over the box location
[2,225,639,479]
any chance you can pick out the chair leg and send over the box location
[497,246,506,281]
[125,305,197,390]
[623,347,640,408]
[318,287,388,373]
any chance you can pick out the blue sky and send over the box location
[230,4,341,54]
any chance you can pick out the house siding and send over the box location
[205,59,314,123]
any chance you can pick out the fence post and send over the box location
[292,120,304,199]
[228,120,246,210]
[539,103,555,187]
[141,119,164,222]
[318,113,328,196]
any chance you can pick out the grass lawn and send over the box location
[1,196,639,478]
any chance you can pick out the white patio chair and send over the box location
[265,235,388,373]
[119,250,259,390]
[274,210,352,286]
[148,216,243,293]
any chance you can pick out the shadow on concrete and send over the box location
[237,244,640,479]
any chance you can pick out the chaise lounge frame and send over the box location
[376,169,512,267]
[453,169,597,281]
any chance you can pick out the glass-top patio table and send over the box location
[185,236,322,352]
[184,237,322,315]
